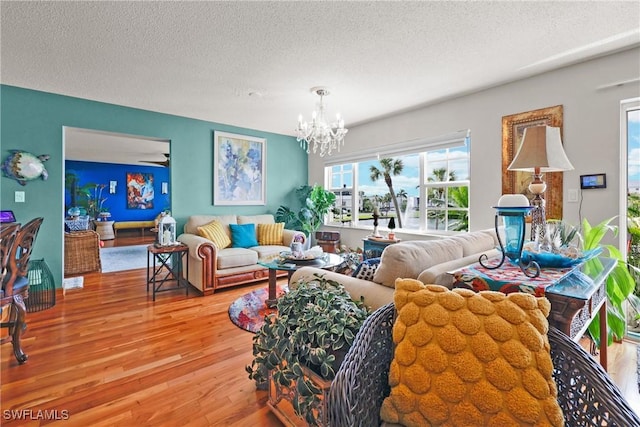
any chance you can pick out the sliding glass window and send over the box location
[324,130,470,233]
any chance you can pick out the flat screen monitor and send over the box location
[580,174,606,189]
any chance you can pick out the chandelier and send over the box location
[295,87,348,157]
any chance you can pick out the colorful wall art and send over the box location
[213,131,265,205]
[127,172,154,209]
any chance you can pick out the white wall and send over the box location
[309,48,640,248]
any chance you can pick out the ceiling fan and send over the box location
[140,153,170,167]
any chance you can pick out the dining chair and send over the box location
[1,217,44,364]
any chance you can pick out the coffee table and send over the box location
[258,253,344,308]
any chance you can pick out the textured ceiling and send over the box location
[2,1,639,163]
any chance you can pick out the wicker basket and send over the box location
[64,216,90,232]
[64,231,102,276]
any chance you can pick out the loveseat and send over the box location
[177,214,305,295]
[290,229,500,310]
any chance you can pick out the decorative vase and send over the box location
[67,207,81,218]
[479,194,540,278]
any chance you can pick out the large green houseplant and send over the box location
[246,275,368,426]
[580,217,639,347]
[275,184,336,238]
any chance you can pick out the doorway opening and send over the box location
[63,127,170,275]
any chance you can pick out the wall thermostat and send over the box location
[580,173,606,189]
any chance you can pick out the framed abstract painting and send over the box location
[213,131,266,205]
[126,172,154,209]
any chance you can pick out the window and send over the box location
[324,130,470,233]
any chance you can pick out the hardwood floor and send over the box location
[2,234,282,426]
[1,233,639,425]
[606,338,640,415]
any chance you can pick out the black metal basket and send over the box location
[25,259,56,313]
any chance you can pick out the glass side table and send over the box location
[258,253,344,308]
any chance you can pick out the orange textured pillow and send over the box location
[380,279,563,427]
[257,222,284,245]
[197,220,231,249]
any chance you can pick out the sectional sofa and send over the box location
[177,214,305,295]
[291,229,500,310]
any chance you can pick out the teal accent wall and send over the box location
[0,85,307,286]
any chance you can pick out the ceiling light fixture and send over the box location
[296,87,348,157]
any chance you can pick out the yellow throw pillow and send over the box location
[197,220,231,249]
[380,279,564,427]
[257,222,284,245]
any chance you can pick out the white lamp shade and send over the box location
[507,125,574,172]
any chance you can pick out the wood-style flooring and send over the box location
[1,233,639,426]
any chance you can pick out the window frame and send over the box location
[323,130,470,233]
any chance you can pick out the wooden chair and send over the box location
[329,303,640,426]
[0,223,21,352]
[1,217,44,364]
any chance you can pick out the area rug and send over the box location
[228,284,288,333]
[100,244,154,273]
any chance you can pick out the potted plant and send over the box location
[246,275,369,426]
[275,184,337,244]
[387,217,396,240]
[580,217,640,347]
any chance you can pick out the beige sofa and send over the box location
[291,229,500,310]
[177,214,305,295]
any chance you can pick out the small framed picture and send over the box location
[109,180,117,194]
[161,182,168,194]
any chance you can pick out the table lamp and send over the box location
[479,194,540,278]
[507,125,573,241]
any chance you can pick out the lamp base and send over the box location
[530,194,546,241]
[528,173,547,241]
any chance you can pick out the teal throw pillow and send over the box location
[230,223,258,248]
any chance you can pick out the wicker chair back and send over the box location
[328,303,640,427]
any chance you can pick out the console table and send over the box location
[362,238,399,260]
[451,257,616,370]
[544,257,615,370]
